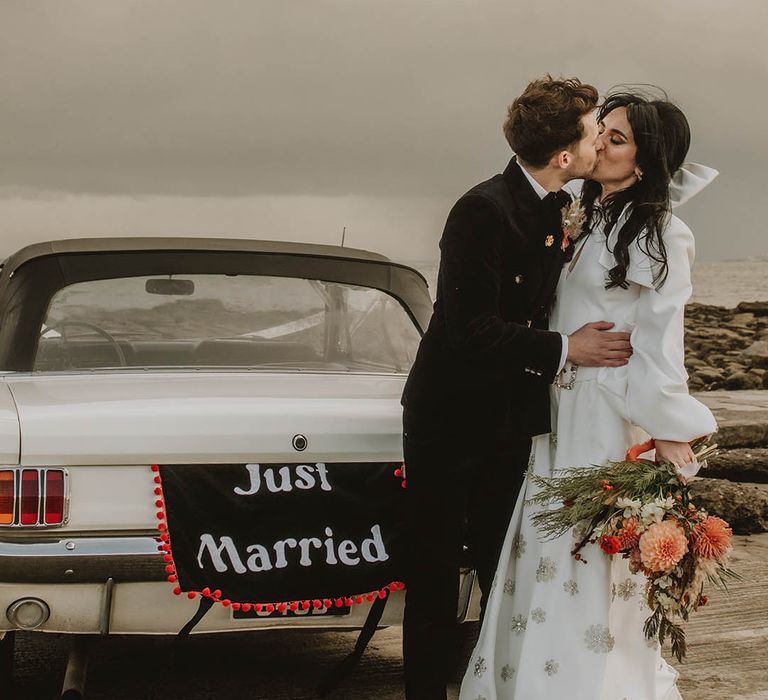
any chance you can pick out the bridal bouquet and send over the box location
[526,437,739,662]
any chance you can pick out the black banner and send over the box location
[158,462,407,604]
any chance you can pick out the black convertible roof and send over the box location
[1,237,393,276]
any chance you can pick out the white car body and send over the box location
[0,238,474,641]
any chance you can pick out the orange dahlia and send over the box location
[617,517,641,551]
[639,519,689,573]
[691,516,733,559]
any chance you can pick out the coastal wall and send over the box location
[686,301,768,390]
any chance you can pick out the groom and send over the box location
[400,76,633,699]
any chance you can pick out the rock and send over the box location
[723,372,762,390]
[731,312,756,326]
[689,479,768,534]
[742,340,768,369]
[705,354,730,368]
[737,301,768,316]
[695,368,725,384]
[698,390,768,448]
[685,357,707,369]
[702,448,768,483]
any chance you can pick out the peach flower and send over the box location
[691,516,733,559]
[639,519,689,573]
[617,517,641,551]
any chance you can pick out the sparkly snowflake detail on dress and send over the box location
[544,659,559,676]
[528,451,536,469]
[473,656,487,677]
[510,614,527,634]
[616,578,638,601]
[511,534,527,558]
[536,557,557,582]
[563,579,579,595]
[550,432,558,446]
[501,665,515,682]
[531,607,546,623]
[584,624,615,653]
[503,578,516,595]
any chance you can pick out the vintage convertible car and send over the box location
[0,237,475,695]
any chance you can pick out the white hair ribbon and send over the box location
[669,163,719,208]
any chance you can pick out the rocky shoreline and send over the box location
[685,301,768,391]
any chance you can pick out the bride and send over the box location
[459,92,718,700]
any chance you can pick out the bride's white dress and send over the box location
[459,168,718,700]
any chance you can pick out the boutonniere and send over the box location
[560,199,587,252]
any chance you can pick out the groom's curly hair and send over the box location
[504,75,599,166]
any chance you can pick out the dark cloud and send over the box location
[0,0,765,260]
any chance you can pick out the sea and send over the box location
[406,259,768,308]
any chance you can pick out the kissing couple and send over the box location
[401,75,718,699]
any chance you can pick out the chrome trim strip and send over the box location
[0,535,166,583]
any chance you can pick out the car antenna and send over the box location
[340,226,346,247]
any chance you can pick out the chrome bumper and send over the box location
[0,535,166,584]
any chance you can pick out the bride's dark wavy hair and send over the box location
[581,90,691,289]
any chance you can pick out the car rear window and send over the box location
[34,274,421,373]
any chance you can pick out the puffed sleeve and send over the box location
[624,218,717,441]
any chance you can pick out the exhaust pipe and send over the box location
[60,635,91,700]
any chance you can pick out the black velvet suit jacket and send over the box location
[401,158,570,443]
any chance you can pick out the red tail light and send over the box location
[0,471,14,525]
[0,468,68,528]
[20,470,40,525]
[44,470,65,525]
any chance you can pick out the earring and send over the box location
[635,169,643,181]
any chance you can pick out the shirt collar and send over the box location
[516,161,550,200]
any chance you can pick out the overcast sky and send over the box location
[0,0,765,262]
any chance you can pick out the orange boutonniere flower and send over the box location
[545,235,555,247]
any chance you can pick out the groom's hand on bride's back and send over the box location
[567,321,632,367]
